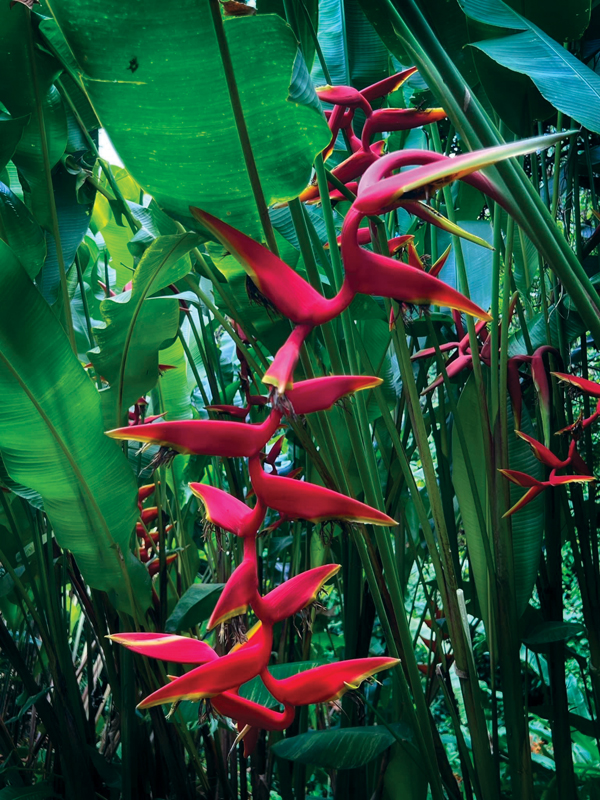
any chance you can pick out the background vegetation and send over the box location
[2,0,600,797]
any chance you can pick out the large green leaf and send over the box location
[272,724,412,769]
[0,239,150,610]
[0,5,67,229]
[89,232,201,421]
[39,161,95,303]
[46,2,330,236]
[459,0,600,133]
[0,113,29,173]
[311,0,349,86]
[257,0,319,72]
[344,0,389,90]
[0,181,46,278]
[452,376,544,623]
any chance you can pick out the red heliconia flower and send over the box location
[499,468,594,517]
[299,141,385,204]
[285,375,382,415]
[316,85,373,115]
[106,409,283,459]
[141,506,159,525]
[137,483,157,508]
[208,541,259,628]
[555,400,600,436]
[147,553,178,577]
[515,431,569,471]
[189,483,266,538]
[254,564,341,625]
[552,372,600,398]
[355,133,568,216]
[260,657,399,706]
[209,560,340,629]
[263,324,316,395]
[107,632,219,664]
[248,454,397,526]
[361,107,446,149]
[190,209,353,328]
[360,68,418,102]
[342,243,491,322]
[136,623,273,709]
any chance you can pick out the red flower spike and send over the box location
[360,68,418,102]
[548,473,595,487]
[211,691,294,732]
[285,375,382,415]
[361,107,447,149]
[208,544,258,629]
[148,553,178,577]
[249,455,397,526]
[189,483,266,538]
[499,469,544,489]
[515,431,568,471]
[190,209,353,327]
[566,440,593,476]
[141,506,159,525]
[107,632,218,665]
[260,657,399,706]
[315,85,372,116]
[255,564,341,624]
[429,245,452,278]
[265,436,284,466]
[407,241,424,270]
[262,324,313,394]
[551,372,600,398]
[343,245,492,322]
[138,484,157,505]
[106,410,283,458]
[357,149,501,205]
[299,142,385,204]
[137,624,273,709]
[355,132,569,215]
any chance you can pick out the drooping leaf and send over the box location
[165,583,225,633]
[47,3,330,236]
[459,0,600,133]
[0,181,46,277]
[39,161,95,302]
[88,232,201,421]
[0,113,30,173]
[0,239,151,611]
[272,724,412,769]
[523,621,586,646]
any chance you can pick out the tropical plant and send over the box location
[2,0,600,798]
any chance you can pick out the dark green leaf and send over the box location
[272,724,411,769]
[0,181,46,278]
[524,621,586,645]
[165,583,225,633]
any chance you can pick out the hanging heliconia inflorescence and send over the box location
[107,70,575,751]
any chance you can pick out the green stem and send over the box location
[208,0,279,254]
